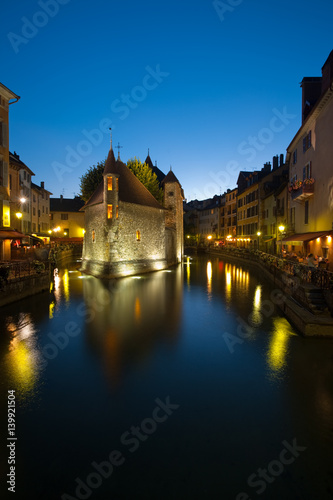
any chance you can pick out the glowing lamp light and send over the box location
[278,225,285,232]
[15,212,22,219]
[187,235,190,239]
[328,236,332,244]
[257,231,261,237]
[316,238,320,243]
[207,235,212,240]
[20,197,26,203]
[48,230,52,234]
[64,232,68,236]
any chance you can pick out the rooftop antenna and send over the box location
[170,165,172,171]
[109,128,112,149]
[115,142,123,160]
[148,148,150,156]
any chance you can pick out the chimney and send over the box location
[321,49,333,94]
[301,76,322,123]
[272,155,279,170]
[40,181,44,189]
[60,194,63,200]
[279,154,284,167]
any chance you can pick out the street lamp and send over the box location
[278,225,285,256]
[256,231,261,250]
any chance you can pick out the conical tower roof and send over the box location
[83,147,164,210]
[103,147,116,175]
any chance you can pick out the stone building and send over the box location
[81,145,184,278]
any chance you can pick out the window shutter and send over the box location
[3,161,8,187]
[303,138,306,153]
[303,167,306,180]
[2,122,8,148]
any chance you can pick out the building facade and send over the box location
[0,83,20,259]
[285,50,333,259]
[31,181,52,236]
[50,195,85,239]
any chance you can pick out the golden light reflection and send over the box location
[207,261,212,296]
[6,317,39,395]
[225,263,232,303]
[186,257,191,286]
[49,301,55,319]
[63,269,70,304]
[250,285,262,326]
[267,317,296,374]
[135,297,141,322]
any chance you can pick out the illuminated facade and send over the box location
[0,83,20,259]
[50,195,85,238]
[81,146,184,278]
[285,50,333,260]
[31,181,52,235]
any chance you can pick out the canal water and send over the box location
[0,255,333,500]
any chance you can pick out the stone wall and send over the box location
[0,272,50,307]
[82,201,167,278]
[164,181,183,263]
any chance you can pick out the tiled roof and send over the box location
[162,170,181,186]
[50,196,85,212]
[144,154,166,185]
[31,182,53,195]
[83,148,164,210]
[9,152,35,176]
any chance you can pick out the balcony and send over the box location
[290,183,314,201]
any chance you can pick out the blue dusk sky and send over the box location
[1,0,332,201]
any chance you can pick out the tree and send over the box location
[127,158,163,204]
[79,160,105,201]
[79,157,164,203]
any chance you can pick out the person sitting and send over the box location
[306,253,316,267]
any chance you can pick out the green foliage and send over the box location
[127,158,163,203]
[79,160,106,201]
[79,156,164,204]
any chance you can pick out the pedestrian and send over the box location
[307,253,316,267]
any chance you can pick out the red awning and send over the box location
[0,230,25,239]
[282,231,330,242]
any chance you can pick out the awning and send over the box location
[282,231,330,243]
[0,229,25,239]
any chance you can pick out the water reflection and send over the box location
[267,317,296,376]
[4,314,41,399]
[206,261,212,297]
[250,285,262,326]
[82,266,183,387]
[224,263,250,305]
